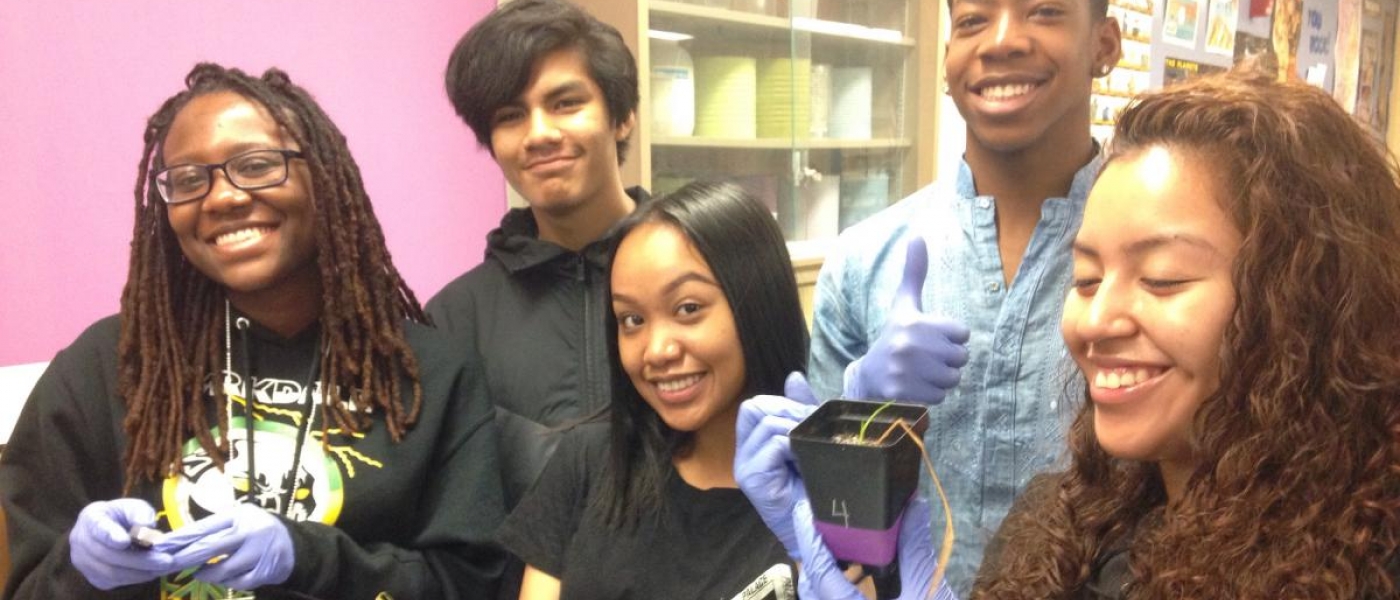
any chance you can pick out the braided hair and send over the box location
[119,63,427,488]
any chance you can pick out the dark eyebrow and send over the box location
[1071,242,1098,259]
[163,143,282,168]
[611,271,720,304]
[495,80,590,114]
[1073,233,1225,259]
[541,80,589,103]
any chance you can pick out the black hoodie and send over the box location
[425,186,648,511]
[0,314,505,600]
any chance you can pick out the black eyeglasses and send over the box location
[152,149,304,205]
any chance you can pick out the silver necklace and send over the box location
[222,300,256,600]
[221,300,249,446]
[219,300,320,600]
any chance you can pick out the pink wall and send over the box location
[0,0,505,366]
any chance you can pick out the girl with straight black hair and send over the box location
[497,181,809,599]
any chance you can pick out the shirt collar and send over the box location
[1067,141,1106,203]
[952,139,1105,203]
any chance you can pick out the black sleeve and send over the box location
[274,349,507,599]
[1,319,142,600]
[425,275,478,333]
[494,425,604,577]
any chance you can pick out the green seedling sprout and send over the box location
[857,400,898,442]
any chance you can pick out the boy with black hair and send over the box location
[807,0,1122,592]
[430,0,645,512]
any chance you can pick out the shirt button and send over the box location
[977,198,992,209]
[986,281,1001,293]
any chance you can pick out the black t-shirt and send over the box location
[497,424,791,600]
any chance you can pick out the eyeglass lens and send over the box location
[156,150,291,204]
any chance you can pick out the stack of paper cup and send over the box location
[829,66,873,139]
[757,57,812,139]
[694,56,757,139]
[809,63,832,138]
[650,40,695,137]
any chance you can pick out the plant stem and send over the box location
[857,400,897,442]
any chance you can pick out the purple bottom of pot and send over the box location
[813,510,905,567]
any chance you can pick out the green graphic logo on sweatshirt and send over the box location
[154,374,385,600]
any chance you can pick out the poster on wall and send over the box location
[1295,0,1338,89]
[1381,0,1398,135]
[1350,0,1396,138]
[1164,56,1227,86]
[1271,0,1304,82]
[1164,0,1202,46]
[1206,0,1240,54]
[1333,0,1361,111]
[1356,29,1381,124]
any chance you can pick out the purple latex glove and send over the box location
[157,503,294,590]
[735,374,819,559]
[782,371,820,406]
[69,499,179,589]
[792,486,957,600]
[845,235,970,405]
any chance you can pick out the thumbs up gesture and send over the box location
[844,235,971,405]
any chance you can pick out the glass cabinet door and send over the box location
[643,0,925,246]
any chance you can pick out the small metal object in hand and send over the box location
[127,525,161,550]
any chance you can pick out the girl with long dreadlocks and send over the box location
[0,63,505,599]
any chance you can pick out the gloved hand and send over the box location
[157,503,295,590]
[735,382,817,560]
[845,235,970,405]
[792,486,956,600]
[69,498,179,589]
[782,371,820,406]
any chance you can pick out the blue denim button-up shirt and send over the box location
[808,155,1102,595]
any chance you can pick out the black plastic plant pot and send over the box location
[789,399,929,567]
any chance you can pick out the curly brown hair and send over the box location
[974,70,1400,598]
[119,63,427,488]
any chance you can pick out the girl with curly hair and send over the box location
[973,69,1400,599]
[738,69,1400,599]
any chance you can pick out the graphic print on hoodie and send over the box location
[156,368,382,600]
